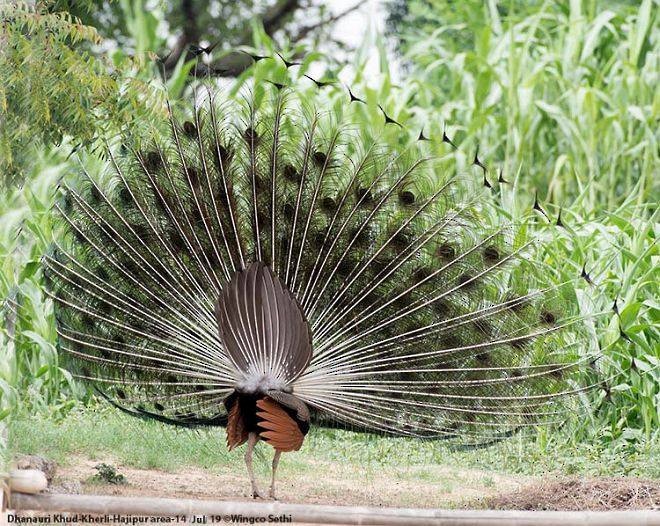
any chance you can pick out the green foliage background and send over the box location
[1,0,658,474]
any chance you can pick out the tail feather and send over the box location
[43,66,606,441]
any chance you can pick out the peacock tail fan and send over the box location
[43,68,607,445]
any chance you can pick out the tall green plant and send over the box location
[387,0,658,209]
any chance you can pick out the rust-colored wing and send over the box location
[226,397,248,451]
[266,390,310,421]
[256,397,306,452]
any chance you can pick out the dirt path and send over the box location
[48,455,529,508]
[14,454,659,514]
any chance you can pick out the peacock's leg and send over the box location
[269,450,281,499]
[244,432,262,498]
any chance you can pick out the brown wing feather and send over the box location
[265,390,310,421]
[226,398,248,451]
[256,397,305,452]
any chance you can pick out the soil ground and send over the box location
[484,477,659,511]
[15,454,660,511]
[46,454,528,508]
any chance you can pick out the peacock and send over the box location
[43,53,605,499]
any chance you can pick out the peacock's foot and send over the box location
[251,487,265,499]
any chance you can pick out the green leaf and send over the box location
[620,302,642,328]
[35,364,50,378]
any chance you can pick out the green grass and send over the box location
[10,405,660,479]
